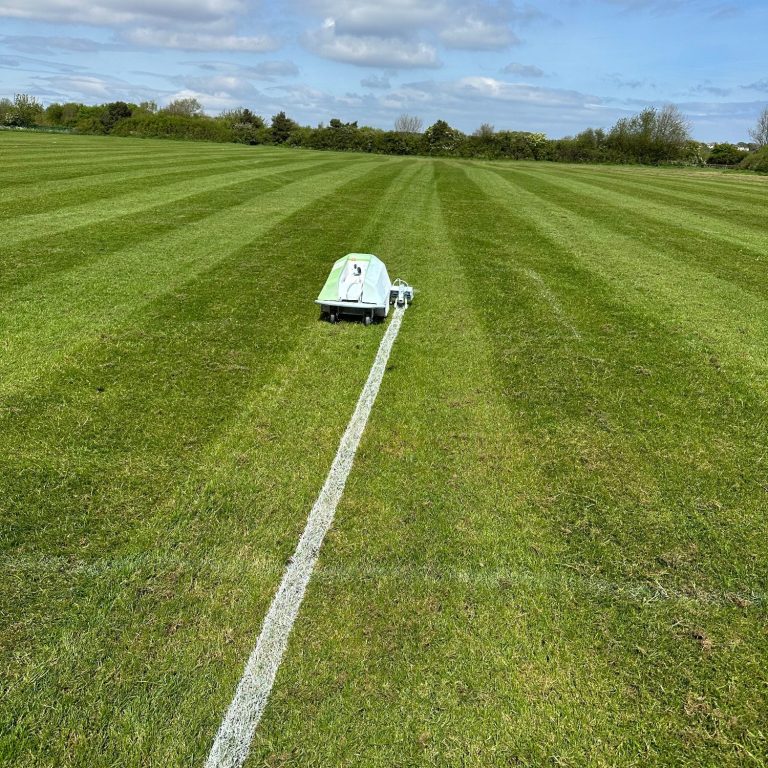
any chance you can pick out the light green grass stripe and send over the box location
[518,164,768,233]
[0,145,288,175]
[505,164,767,256]
[249,164,628,767]
[0,157,304,221]
[0,158,394,397]
[535,162,768,213]
[0,153,295,204]
[486,164,768,298]
[0,155,349,247]
[0,143,200,170]
[0,160,421,768]
[466,164,768,385]
[530,162,768,204]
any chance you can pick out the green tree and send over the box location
[607,105,690,163]
[271,111,297,144]
[423,119,463,155]
[101,101,133,132]
[4,93,44,127]
[749,106,768,148]
[219,108,265,128]
[162,97,204,117]
[473,123,495,139]
[0,97,14,124]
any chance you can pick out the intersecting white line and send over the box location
[205,304,408,768]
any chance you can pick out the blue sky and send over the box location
[0,0,766,141]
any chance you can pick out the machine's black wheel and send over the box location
[363,314,372,326]
[329,312,338,324]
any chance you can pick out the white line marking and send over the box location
[205,304,408,768]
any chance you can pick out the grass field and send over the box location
[1,131,767,767]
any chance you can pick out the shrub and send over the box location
[707,143,747,166]
[111,114,233,142]
[739,146,768,173]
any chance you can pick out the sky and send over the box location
[0,0,766,141]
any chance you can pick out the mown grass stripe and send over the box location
[518,163,768,233]
[0,137,287,185]
[0,145,289,182]
[1,155,363,248]
[0,158,394,397]
[0,158,422,767]
[486,164,768,306]
[0,152,297,206]
[499,169,768,305]
[505,164,766,256]
[0,156,312,221]
[0,159,348,292]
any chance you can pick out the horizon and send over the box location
[1,1,767,143]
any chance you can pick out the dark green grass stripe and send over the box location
[0,133,257,159]
[531,162,768,204]
[0,149,294,199]
[0,138,285,182]
[0,155,314,221]
[533,161,768,203]
[427,161,768,764]
[0,158,349,292]
[0,154,363,248]
[488,164,768,302]
[0,145,288,184]
[471,164,768,386]
[516,163,768,233]
[0,159,413,553]
[0,162,427,768]
[441,162,768,588]
[504,164,765,252]
[0,157,392,397]
[0,143,202,173]
[531,162,768,217]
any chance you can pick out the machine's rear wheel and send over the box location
[329,312,338,324]
[363,314,372,326]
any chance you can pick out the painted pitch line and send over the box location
[205,304,408,768]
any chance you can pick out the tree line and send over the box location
[2,92,767,170]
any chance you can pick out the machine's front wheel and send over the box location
[329,312,338,324]
[363,314,372,326]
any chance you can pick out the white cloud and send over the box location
[30,72,163,102]
[123,28,278,51]
[0,34,124,53]
[0,0,246,26]
[305,18,440,68]
[0,0,279,54]
[376,75,610,134]
[301,0,445,36]
[0,53,87,73]
[299,0,536,62]
[439,11,521,50]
